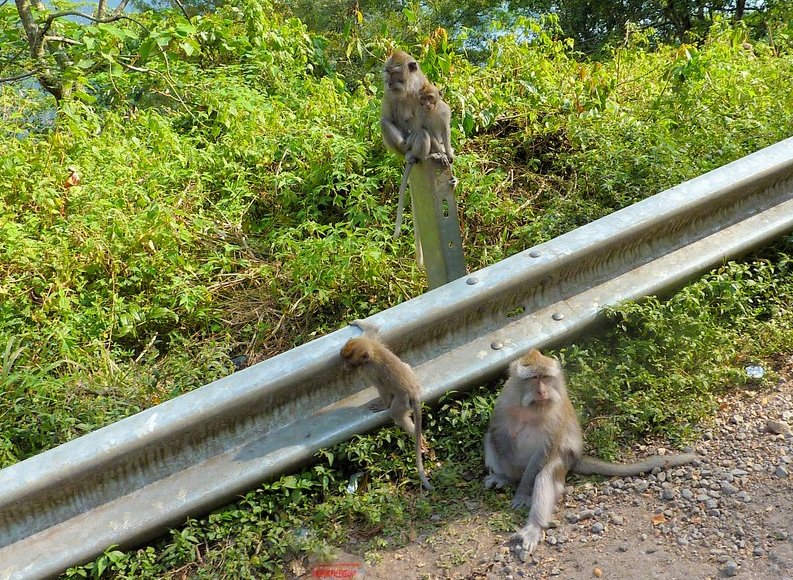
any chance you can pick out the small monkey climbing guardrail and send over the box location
[1,138,792,579]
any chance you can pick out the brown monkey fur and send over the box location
[340,320,433,490]
[485,349,698,555]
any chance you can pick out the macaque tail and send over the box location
[412,399,433,490]
[573,453,698,477]
[393,158,415,239]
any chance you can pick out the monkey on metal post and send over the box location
[484,349,698,555]
[380,50,459,274]
[391,78,456,240]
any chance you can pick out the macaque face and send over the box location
[384,54,419,96]
[514,349,563,407]
[420,93,437,112]
[521,375,555,406]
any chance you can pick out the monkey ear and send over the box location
[408,61,418,72]
[361,351,371,362]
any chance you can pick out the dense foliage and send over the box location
[1,1,792,577]
[282,0,793,55]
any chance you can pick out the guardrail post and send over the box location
[409,159,467,289]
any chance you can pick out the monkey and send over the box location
[416,80,454,165]
[484,349,698,555]
[381,50,427,241]
[392,79,456,239]
[381,50,427,157]
[340,320,433,490]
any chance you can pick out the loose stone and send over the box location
[767,419,791,435]
[721,482,739,495]
[722,560,739,577]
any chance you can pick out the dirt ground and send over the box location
[300,359,793,580]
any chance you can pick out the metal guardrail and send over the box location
[1,138,792,579]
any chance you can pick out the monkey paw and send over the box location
[428,152,451,167]
[510,493,532,510]
[484,473,512,490]
[511,525,543,555]
[365,400,387,412]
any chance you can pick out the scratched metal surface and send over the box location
[1,138,792,579]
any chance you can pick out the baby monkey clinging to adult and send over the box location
[340,320,433,490]
[484,349,698,555]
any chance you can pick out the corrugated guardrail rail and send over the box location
[2,138,793,579]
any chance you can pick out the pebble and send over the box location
[775,465,789,478]
[767,420,791,435]
[723,560,739,577]
[591,522,604,534]
[721,482,739,495]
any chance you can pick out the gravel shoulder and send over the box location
[301,358,793,580]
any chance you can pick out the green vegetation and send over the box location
[1,0,792,577]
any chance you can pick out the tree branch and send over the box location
[14,0,42,57]
[117,59,150,73]
[43,35,82,45]
[39,10,151,41]
[1,45,28,68]
[171,0,192,22]
[112,0,133,18]
[0,69,38,82]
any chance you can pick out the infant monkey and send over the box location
[340,320,433,490]
[484,349,698,555]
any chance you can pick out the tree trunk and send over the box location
[14,0,67,100]
[734,0,746,21]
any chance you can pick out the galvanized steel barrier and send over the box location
[2,138,793,579]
